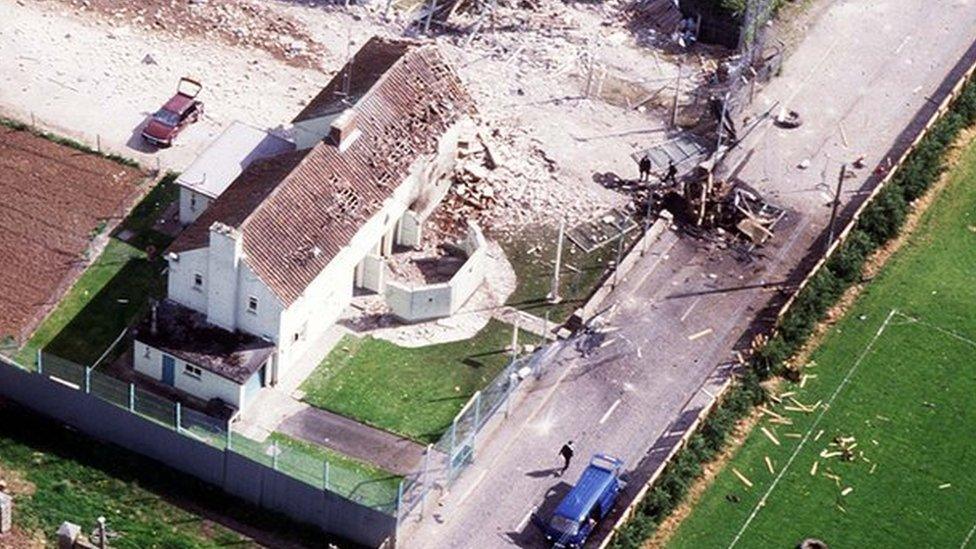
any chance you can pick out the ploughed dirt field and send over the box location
[0,126,145,346]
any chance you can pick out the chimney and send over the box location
[329,109,361,152]
[150,300,158,337]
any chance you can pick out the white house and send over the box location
[133,37,478,411]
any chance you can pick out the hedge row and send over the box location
[0,116,140,168]
[609,74,976,549]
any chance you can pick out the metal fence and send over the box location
[34,350,399,513]
[397,343,558,526]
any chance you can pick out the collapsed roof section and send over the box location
[169,37,476,306]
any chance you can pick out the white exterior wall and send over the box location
[292,114,341,150]
[235,263,283,342]
[178,187,213,225]
[206,225,243,331]
[276,257,354,383]
[167,248,210,315]
[133,340,246,412]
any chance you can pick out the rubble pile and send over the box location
[58,0,331,68]
[442,122,627,237]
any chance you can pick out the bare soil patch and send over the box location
[0,126,145,345]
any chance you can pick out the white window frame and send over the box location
[183,364,203,379]
[193,272,204,291]
[247,296,259,314]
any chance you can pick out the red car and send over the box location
[142,77,204,147]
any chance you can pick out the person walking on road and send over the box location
[638,155,652,182]
[559,441,575,475]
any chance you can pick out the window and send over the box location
[193,272,204,291]
[184,364,203,379]
[190,193,197,211]
[247,296,259,314]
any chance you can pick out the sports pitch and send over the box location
[667,137,976,548]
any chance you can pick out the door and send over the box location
[161,355,176,386]
[244,363,265,402]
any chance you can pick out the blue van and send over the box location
[544,454,625,547]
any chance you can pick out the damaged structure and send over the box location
[133,37,482,412]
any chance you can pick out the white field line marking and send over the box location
[895,312,976,349]
[680,297,701,323]
[961,520,976,549]
[599,399,622,425]
[727,309,898,549]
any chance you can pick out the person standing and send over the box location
[559,441,575,475]
[662,160,678,185]
[638,155,652,182]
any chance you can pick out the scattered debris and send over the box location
[688,328,713,341]
[810,461,819,476]
[840,486,853,497]
[732,468,754,488]
[760,426,780,446]
[764,456,775,474]
[774,109,802,129]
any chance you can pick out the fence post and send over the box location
[473,391,482,433]
[84,367,91,394]
[272,441,279,470]
[396,480,404,520]
[36,349,42,375]
[324,459,331,491]
[128,383,135,412]
[420,443,432,517]
[175,402,182,432]
[449,417,457,470]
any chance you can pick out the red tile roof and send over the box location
[168,37,475,305]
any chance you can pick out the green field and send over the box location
[300,320,516,443]
[667,139,976,547]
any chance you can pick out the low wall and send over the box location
[385,223,488,322]
[0,358,396,547]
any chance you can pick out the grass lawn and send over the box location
[13,178,177,369]
[267,433,401,508]
[496,223,640,323]
[666,138,976,547]
[0,402,333,548]
[300,320,516,443]
[14,240,166,369]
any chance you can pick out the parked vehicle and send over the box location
[544,454,625,548]
[142,77,204,147]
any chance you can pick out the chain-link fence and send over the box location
[34,350,399,513]
[397,343,558,526]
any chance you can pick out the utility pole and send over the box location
[671,64,684,128]
[612,225,625,289]
[424,0,437,34]
[548,220,565,303]
[510,321,520,360]
[825,164,847,254]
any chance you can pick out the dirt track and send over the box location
[0,127,145,345]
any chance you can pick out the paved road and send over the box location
[401,0,976,546]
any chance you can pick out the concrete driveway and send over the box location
[399,0,976,546]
